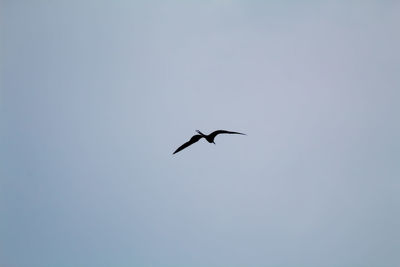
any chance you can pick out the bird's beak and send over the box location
[213,142,216,145]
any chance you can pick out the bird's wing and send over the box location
[173,135,203,154]
[209,130,246,140]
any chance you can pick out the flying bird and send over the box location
[173,130,246,154]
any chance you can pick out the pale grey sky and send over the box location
[1,1,400,266]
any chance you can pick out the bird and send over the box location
[173,130,246,154]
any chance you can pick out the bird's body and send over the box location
[173,130,245,154]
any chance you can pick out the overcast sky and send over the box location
[1,1,400,266]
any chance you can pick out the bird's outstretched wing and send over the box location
[209,130,246,140]
[173,134,203,154]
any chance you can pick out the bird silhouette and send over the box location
[173,130,246,154]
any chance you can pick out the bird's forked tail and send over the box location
[196,130,206,137]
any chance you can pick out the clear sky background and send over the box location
[1,1,400,266]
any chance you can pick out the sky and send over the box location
[1,1,400,266]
